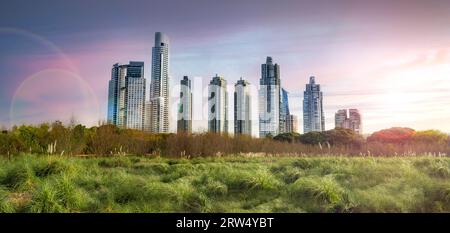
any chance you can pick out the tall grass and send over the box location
[0,154,450,212]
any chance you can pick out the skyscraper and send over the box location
[286,114,298,133]
[234,78,252,136]
[349,109,362,134]
[335,109,348,128]
[208,75,228,133]
[149,32,170,133]
[279,88,290,133]
[177,76,192,133]
[107,61,146,130]
[259,57,280,138]
[303,76,325,133]
[144,101,152,132]
[335,109,362,134]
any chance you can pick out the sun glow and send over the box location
[377,60,450,129]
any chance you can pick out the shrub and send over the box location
[1,164,35,189]
[0,187,14,213]
[98,157,132,168]
[34,160,68,177]
[367,127,415,144]
[288,176,348,212]
[28,181,64,213]
[182,192,211,213]
[420,184,450,212]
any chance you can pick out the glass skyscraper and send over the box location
[234,78,252,136]
[208,75,228,133]
[303,76,325,133]
[259,57,280,138]
[177,76,192,133]
[149,32,170,133]
[107,61,146,130]
[335,109,362,134]
[279,88,290,133]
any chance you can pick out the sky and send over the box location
[1,0,450,134]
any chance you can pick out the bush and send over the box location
[0,187,14,213]
[28,181,64,213]
[98,157,132,168]
[34,160,68,177]
[288,176,349,212]
[1,164,35,189]
[367,127,415,144]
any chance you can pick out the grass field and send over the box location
[0,154,450,213]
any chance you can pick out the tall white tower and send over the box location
[208,75,228,133]
[149,32,170,133]
[177,76,192,133]
[234,78,252,136]
[259,57,280,138]
[107,62,146,130]
[303,76,325,133]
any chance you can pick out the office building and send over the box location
[177,76,192,133]
[280,88,290,133]
[303,76,325,133]
[234,78,252,135]
[107,61,146,130]
[259,56,281,137]
[149,32,170,133]
[286,114,298,133]
[208,75,228,133]
[335,109,362,134]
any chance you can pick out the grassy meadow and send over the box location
[0,154,450,213]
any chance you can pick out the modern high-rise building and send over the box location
[349,109,362,134]
[149,32,170,133]
[335,109,348,128]
[144,101,152,132]
[259,56,280,138]
[303,76,325,133]
[208,75,228,133]
[234,78,252,136]
[286,114,298,133]
[107,61,146,130]
[177,76,192,133]
[279,88,290,134]
[335,109,362,134]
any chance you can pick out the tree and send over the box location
[325,128,363,146]
[298,131,326,145]
[274,132,301,143]
[411,130,448,145]
[367,127,415,144]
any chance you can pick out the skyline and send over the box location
[2,0,450,134]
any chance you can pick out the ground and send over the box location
[0,155,450,213]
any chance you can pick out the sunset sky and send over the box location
[1,0,450,134]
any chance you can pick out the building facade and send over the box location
[303,76,325,133]
[335,109,362,134]
[208,75,228,133]
[177,76,192,133]
[149,32,170,133]
[279,88,290,134]
[144,101,152,132]
[234,78,252,135]
[335,109,348,128]
[107,61,146,130]
[286,114,298,133]
[259,56,281,138]
[349,109,362,134]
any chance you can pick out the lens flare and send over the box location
[10,69,100,127]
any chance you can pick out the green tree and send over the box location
[298,131,326,145]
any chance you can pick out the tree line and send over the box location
[0,122,449,157]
